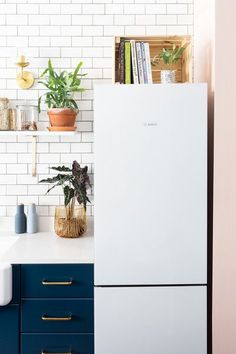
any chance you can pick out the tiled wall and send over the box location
[0,0,193,230]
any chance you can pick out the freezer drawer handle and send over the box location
[42,280,73,286]
[41,351,72,354]
[41,314,72,321]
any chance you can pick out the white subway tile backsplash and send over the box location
[82,4,105,14]
[49,143,70,153]
[0,153,17,163]
[177,14,193,25]
[17,4,38,14]
[18,25,40,36]
[39,195,60,206]
[106,4,123,14]
[0,143,6,153]
[167,4,188,14]
[28,185,48,195]
[0,196,17,206]
[6,14,27,25]
[0,185,6,195]
[6,185,27,195]
[93,15,114,25]
[18,195,39,205]
[115,15,135,25]
[50,15,71,26]
[0,164,6,174]
[136,15,156,25]
[124,4,145,14]
[0,175,16,184]
[146,4,166,14]
[40,4,60,14]
[156,15,177,25]
[0,4,16,14]
[17,175,38,185]
[71,143,92,153]
[61,4,82,14]
[0,0,193,222]
[0,25,17,35]
[7,164,28,174]
[29,15,50,25]
[7,143,27,153]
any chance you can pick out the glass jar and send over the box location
[16,105,38,131]
[0,98,9,130]
[8,108,17,130]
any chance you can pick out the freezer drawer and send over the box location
[95,286,207,354]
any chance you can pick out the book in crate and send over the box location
[113,36,192,84]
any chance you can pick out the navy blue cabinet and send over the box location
[0,264,94,354]
[22,298,94,333]
[21,264,93,298]
[0,304,19,354]
[0,265,20,354]
[22,333,94,354]
[21,264,94,354]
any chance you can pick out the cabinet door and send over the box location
[95,286,207,354]
[21,264,94,298]
[0,304,19,353]
[21,333,94,354]
[22,299,94,333]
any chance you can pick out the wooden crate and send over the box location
[113,35,192,84]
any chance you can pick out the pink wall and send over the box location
[213,0,236,353]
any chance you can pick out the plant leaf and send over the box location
[64,185,75,207]
[50,166,72,172]
[72,61,83,84]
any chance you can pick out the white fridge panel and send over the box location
[95,286,207,354]
[95,84,207,285]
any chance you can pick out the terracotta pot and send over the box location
[48,108,78,127]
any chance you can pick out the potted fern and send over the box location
[38,59,86,131]
[152,44,187,84]
[39,161,91,238]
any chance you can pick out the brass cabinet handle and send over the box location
[42,280,73,286]
[41,352,72,354]
[41,314,72,321]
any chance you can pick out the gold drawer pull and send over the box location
[42,352,72,354]
[42,280,73,286]
[41,314,72,321]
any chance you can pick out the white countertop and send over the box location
[0,218,94,264]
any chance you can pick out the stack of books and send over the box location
[118,39,153,84]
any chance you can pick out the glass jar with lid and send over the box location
[16,105,38,131]
[0,98,9,130]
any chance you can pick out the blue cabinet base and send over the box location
[21,333,94,354]
[0,264,94,354]
[0,304,19,354]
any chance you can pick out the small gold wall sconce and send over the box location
[16,55,34,89]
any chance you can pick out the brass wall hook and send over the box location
[16,55,34,89]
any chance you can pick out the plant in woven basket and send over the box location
[39,161,91,238]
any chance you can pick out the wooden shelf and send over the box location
[113,35,192,84]
[0,131,78,136]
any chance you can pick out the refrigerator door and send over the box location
[95,84,207,285]
[95,286,207,354]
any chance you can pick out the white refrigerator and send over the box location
[94,84,207,354]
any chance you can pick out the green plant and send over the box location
[39,161,91,213]
[152,43,186,69]
[38,59,86,113]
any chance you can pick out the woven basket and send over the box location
[54,205,86,238]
